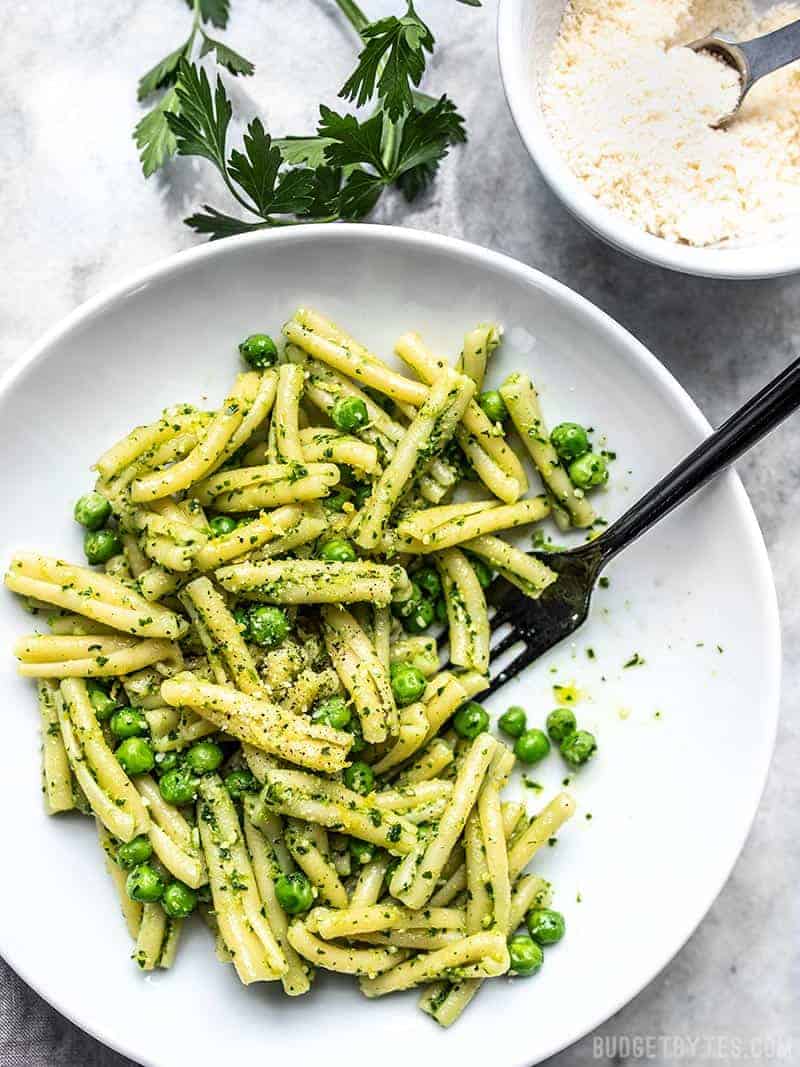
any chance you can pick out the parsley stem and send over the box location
[225,182,260,217]
[190,0,202,38]
[334,0,370,35]
[265,214,340,227]
[381,115,401,174]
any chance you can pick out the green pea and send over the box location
[126,863,165,903]
[498,706,527,738]
[560,729,597,767]
[73,491,111,531]
[159,767,198,806]
[391,664,426,707]
[568,452,608,489]
[248,605,289,648]
[154,751,181,776]
[209,515,238,537]
[550,422,590,462]
[115,737,155,776]
[275,871,313,914]
[478,390,508,424]
[332,396,369,432]
[319,538,357,563]
[87,681,116,721]
[508,933,544,976]
[453,701,489,740]
[233,607,251,639]
[84,528,122,565]
[514,728,550,765]
[162,881,198,919]
[311,696,351,730]
[414,567,441,599]
[110,707,148,740]
[239,333,278,369]
[224,769,259,800]
[185,741,224,774]
[404,597,435,634]
[526,908,566,945]
[470,557,494,589]
[349,838,376,865]
[546,707,577,744]
[392,582,422,620]
[343,761,374,795]
[117,836,153,870]
[435,597,448,624]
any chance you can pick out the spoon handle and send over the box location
[596,355,800,562]
[739,19,800,86]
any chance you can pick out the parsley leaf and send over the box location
[395,94,466,177]
[228,118,283,213]
[319,106,387,174]
[184,0,230,29]
[273,137,334,168]
[144,1,476,232]
[268,168,318,214]
[134,87,180,178]
[339,3,434,121]
[184,207,268,239]
[137,40,190,101]
[298,166,344,218]
[135,0,252,175]
[339,169,386,219]
[167,60,231,172]
[170,71,320,232]
[199,33,254,76]
[394,90,466,198]
[228,118,317,215]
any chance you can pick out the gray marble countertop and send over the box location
[1,2,797,1065]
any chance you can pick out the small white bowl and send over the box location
[498,0,800,278]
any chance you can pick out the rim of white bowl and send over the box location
[497,0,800,279]
[0,224,782,1065]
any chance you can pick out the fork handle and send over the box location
[596,355,800,562]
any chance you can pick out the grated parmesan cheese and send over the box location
[542,1,800,246]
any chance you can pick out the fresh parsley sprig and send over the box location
[157,0,474,239]
[134,0,254,177]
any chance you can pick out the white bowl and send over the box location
[0,225,780,1066]
[498,0,800,278]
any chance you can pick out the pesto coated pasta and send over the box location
[4,308,613,1020]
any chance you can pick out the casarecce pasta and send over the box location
[4,307,613,1019]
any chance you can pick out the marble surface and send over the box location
[1,1,798,1064]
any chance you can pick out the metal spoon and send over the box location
[688,18,800,125]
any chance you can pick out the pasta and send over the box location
[4,308,610,1024]
[216,559,411,608]
[395,330,527,503]
[435,549,490,674]
[499,372,596,529]
[160,673,352,772]
[37,680,75,814]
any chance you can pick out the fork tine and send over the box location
[489,627,524,662]
[483,645,539,699]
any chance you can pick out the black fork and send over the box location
[461,355,800,698]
